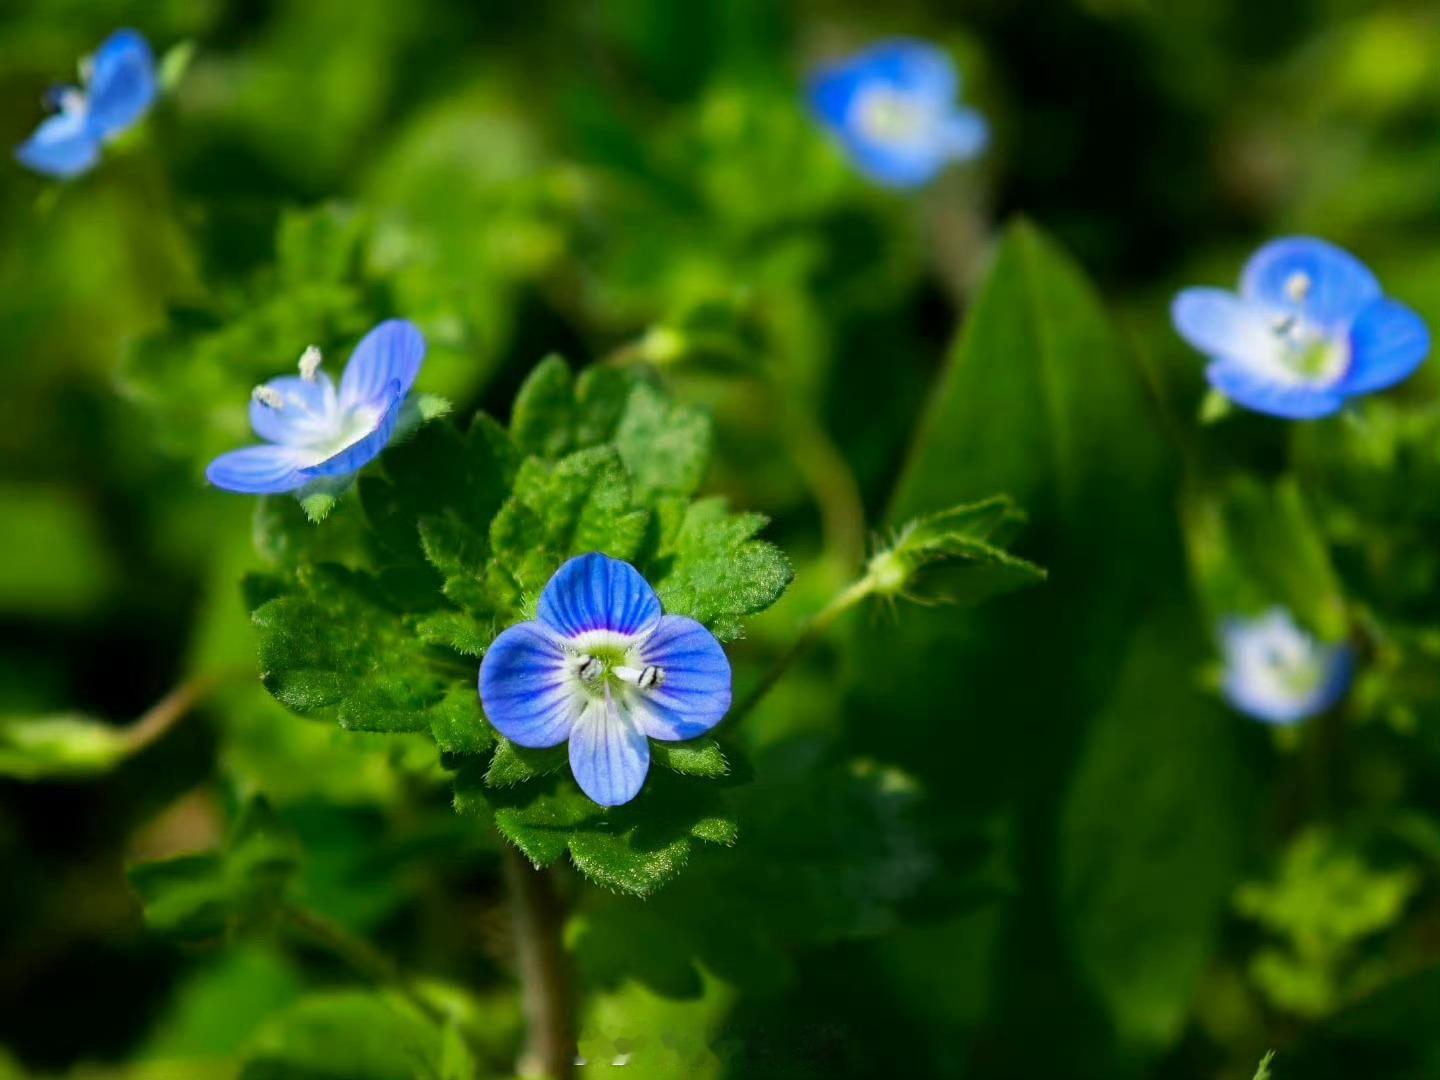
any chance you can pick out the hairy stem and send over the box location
[502,846,576,1079]
[731,572,878,724]
[280,903,456,1034]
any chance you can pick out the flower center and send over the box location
[251,346,384,464]
[1266,311,1348,386]
[571,648,665,697]
[1260,644,1324,699]
[853,88,927,144]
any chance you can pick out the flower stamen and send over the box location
[1284,272,1311,303]
[576,655,602,683]
[298,345,323,381]
[251,385,285,409]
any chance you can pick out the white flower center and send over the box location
[568,644,665,700]
[1263,309,1348,386]
[852,87,929,144]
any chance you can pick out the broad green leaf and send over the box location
[1059,610,1255,1050]
[129,798,299,944]
[614,381,712,499]
[651,737,729,778]
[509,354,576,459]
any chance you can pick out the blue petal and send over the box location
[841,133,949,189]
[808,39,956,130]
[297,381,406,481]
[536,554,663,640]
[205,444,308,494]
[1206,360,1345,420]
[1240,237,1381,332]
[85,30,156,140]
[629,615,731,741]
[478,621,581,748]
[339,319,425,410]
[249,374,337,443]
[1172,288,1286,369]
[16,110,99,179]
[942,109,988,159]
[1339,297,1430,396]
[569,694,650,806]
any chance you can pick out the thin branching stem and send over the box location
[501,846,576,1080]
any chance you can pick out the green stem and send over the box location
[122,667,248,755]
[730,571,879,724]
[501,846,576,1080]
[279,903,456,1035]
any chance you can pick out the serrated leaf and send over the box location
[299,491,337,523]
[413,610,490,658]
[651,737,729,778]
[485,739,568,787]
[254,564,456,734]
[239,991,445,1080]
[129,798,299,944]
[426,684,492,757]
[615,381,712,499]
[652,497,792,640]
[509,355,576,459]
[877,497,1046,606]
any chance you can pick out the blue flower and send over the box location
[1219,608,1352,725]
[1173,237,1429,420]
[479,553,732,807]
[807,38,987,189]
[17,29,157,179]
[206,319,426,496]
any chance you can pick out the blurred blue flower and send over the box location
[807,39,987,189]
[206,319,425,496]
[1219,608,1352,725]
[1173,237,1429,420]
[17,29,157,179]
[479,553,732,807]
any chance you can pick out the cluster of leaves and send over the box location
[247,357,793,896]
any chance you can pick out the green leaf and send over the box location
[254,564,460,735]
[1182,476,1348,641]
[484,739,567,786]
[652,497,792,641]
[455,767,735,897]
[157,40,197,94]
[239,991,446,1080]
[0,713,133,780]
[509,354,576,459]
[129,798,299,944]
[614,381,712,499]
[1059,611,1255,1050]
[1251,1051,1275,1080]
[299,491,337,524]
[426,684,493,758]
[651,737,729,778]
[871,497,1047,606]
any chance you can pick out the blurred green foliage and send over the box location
[6,1,1440,1078]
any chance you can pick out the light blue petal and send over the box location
[1172,288,1286,369]
[16,110,99,179]
[842,133,949,189]
[1240,237,1381,332]
[297,381,405,481]
[1206,360,1345,420]
[942,109,988,159]
[1340,297,1430,396]
[339,319,425,410]
[859,39,958,101]
[629,615,732,741]
[478,621,580,748]
[248,374,337,443]
[85,29,156,139]
[536,554,663,640]
[205,444,308,494]
[569,694,650,806]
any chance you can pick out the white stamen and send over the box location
[1284,272,1311,303]
[251,385,285,409]
[1270,313,1298,336]
[614,664,665,690]
[576,655,603,683]
[298,345,323,381]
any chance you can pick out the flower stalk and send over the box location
[502,847,576,1080]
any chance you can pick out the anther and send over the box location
[1284,272,1311,303]
[298,345,323,381]
[1270,313,1298,336]
[637,665,664,690]
[576,655,602,683]
[251,385,285,409]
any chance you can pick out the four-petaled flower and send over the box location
[807,38,987,190]
[17,29,157,179]
[479,553,732,807]
[1173,237,1429,420]
[1219,608,1352,725]
[206,319,425,496]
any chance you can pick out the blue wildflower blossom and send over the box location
[17,29,157,179]
[1173,237,1429,420]
[1219,608,1352,725]
[479,553,732,807]
[206,319,425,496]
[807,38,987,189]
